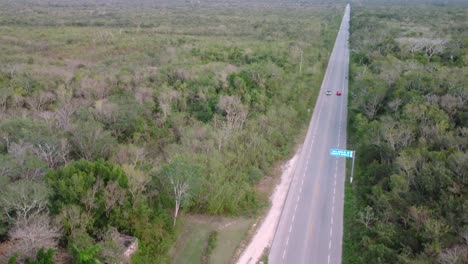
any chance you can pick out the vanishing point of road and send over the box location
[269,4,350,264]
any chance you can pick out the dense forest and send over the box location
[344,4,467,264]
[0,0,341,263]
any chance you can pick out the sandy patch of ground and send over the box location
[236,147,301,264]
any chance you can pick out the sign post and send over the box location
[350,151,356,183]
[330,148,356,183]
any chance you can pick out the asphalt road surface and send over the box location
[269,4,350,264]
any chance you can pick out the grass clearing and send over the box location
[173,219,212,264]
[172,215,254,264]
[210,217,254,264]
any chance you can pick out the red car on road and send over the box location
[336,91,342,96]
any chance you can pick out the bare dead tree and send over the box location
[214,96,248,151]
[134,87,153,105]
[132,69,147,85]
[7,140,34,160]
[388,98,402,113]
[172,68,195,82]
[252,71,268,88]
[58,205,92,234]
[159,99,170,120]
[81,77,111,100]
[289,44,304,74]
[448,152,467,183]
[158,90,180,120]
[457,127,468,138]
[37,111,55,127]
[381,118,398,151]
[11,93,25,109]
[398,125,415,149]
[0,180,49,221]
[3,64,22,77]
[82,179,102,214]
[421,122,437,137]
[0,160,12,178]
[357,206,376,229]
[382,118,415,152]
[408,206,431,230]
[398,37,425,53]
[113,144,146,165]
[32,138,69,168]
[423,38,448,60]
[33,142,58,168]
[0,87,13,112]
[439,94,464,119]
[170,175,189,228]
[70,122,114,161]
[380,69,399,87]
[409,41,425,54]
[94,99,118,125]
[397,151,427,187]
[74,82,92,100]
[449,88,468,106]
[425,94,440,105]
[55,100,79,131]
[396,154,415,181]
[93,81,112,100]
[363,94,384,120]
[122,164,150,201]
[94,30,114,45]
[104,181,126,217]
[398,37,448,60]
[439,245,468,264]
[132,147,146,165]
[25,91,56,111]
[462,231,468,245]
[213,115,229,152]
[7,214,60,260]
[4,141,47,181]
[218,95,248,131]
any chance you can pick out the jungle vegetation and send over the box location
[344,3,467,264]
[0,0,342,262]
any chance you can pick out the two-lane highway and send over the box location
[269,4,350,264]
